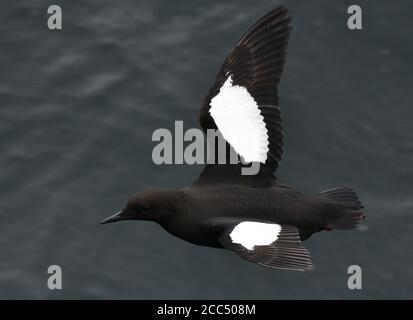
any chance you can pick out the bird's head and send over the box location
[100,189,182,225]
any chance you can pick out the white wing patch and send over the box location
[209,76,269,163]
[229,221,282,250]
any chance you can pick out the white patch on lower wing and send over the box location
[229,221,282,250]
[209,75,269,163]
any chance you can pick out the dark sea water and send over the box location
[1,0,412,299]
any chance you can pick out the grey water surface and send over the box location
[1,0,412,299]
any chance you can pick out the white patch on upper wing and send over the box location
[229,221,281,250]
[209,75,269,163]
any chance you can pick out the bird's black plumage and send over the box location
[101,6,365,271]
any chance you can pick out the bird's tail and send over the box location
[319,187,365,230]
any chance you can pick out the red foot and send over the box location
[323,225,333,231]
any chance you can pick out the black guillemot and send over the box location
[101,6,365,271]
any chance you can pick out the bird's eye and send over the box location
[142,204,150,212]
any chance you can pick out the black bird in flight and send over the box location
[101,6,364,271]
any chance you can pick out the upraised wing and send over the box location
[198,7,292,177]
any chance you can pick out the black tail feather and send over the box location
[320,187,365,230]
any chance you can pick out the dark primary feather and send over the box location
[198,6,292,183]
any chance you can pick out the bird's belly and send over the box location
[163,221,223,249]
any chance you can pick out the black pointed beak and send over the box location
[100,210,124,225]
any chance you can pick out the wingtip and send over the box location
[274,5,290,17]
